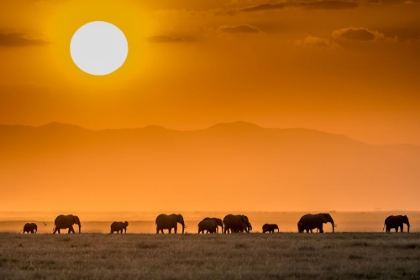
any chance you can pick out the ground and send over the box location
[0,233,419,279]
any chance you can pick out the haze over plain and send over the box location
[0,0,419,212]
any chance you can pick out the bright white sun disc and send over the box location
[70,21,128,76]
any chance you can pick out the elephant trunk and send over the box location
[407,223,410,233]
[331,221,335,233]
[77,223,81,234]
[181,222,185,234]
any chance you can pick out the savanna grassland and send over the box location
[0,233,419,280]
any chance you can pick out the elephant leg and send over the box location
[69,226,75,234]
[395,227,398,232]
[174,227,177,234]
[58,229,61,234]
[319,226,324,233]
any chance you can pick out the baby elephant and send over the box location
[262,223,279,233]
[110,221,129,234]
[23,223,38,234]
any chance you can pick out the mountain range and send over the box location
[1,121,419,211]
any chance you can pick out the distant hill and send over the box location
[0,121,419,212]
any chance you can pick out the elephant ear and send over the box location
[320,214,329,223]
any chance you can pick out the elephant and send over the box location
[231,223,252,233]
[262,223,279,233]
[298,213,335,233]
[198,218,218,234]
[201,217,223,233]
[53,214,81,234]
[23,223,37,234]
[223,214,252,234]
[156,214,186,234]
[383,215,410,233]
[110,221,129,234]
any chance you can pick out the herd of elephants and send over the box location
[21,213,411,234]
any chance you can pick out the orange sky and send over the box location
[0,0,420,212]
[1,0,419,145]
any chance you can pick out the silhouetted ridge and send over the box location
[38,122,90,132]
[206,121,261,132]
[142,125,170,131]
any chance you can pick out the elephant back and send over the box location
[156,214,168,224]
[54,215,65,225]
[298,214,312,223]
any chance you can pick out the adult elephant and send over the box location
[23,223,37,234]
[110,221,129,234]
[383,215,410,233]
[298,213,335,233]
[156,214,186,234]
[262,223,279,233]
[223,214,252,234]
[198,218,217,234]
[53,214,81,234]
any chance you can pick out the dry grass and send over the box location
[0,233,419,279]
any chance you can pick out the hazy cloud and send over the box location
[147,35,185,43]
[0,32,48,47]
[295,36,341,49]
[379,0,419,4]
[241,3,287,12]
[218,24,262,33]
[299,0,359,9]
[332,27,388,41]
[241,1,358,12]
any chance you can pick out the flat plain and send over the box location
[0,233,419,280]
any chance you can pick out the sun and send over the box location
[70,21,128,76]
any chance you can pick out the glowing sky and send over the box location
[1,1,420,212]
[1,0,419,145]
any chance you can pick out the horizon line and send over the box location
[1,120,419,147]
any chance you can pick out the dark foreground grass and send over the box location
[0,233,419,279]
